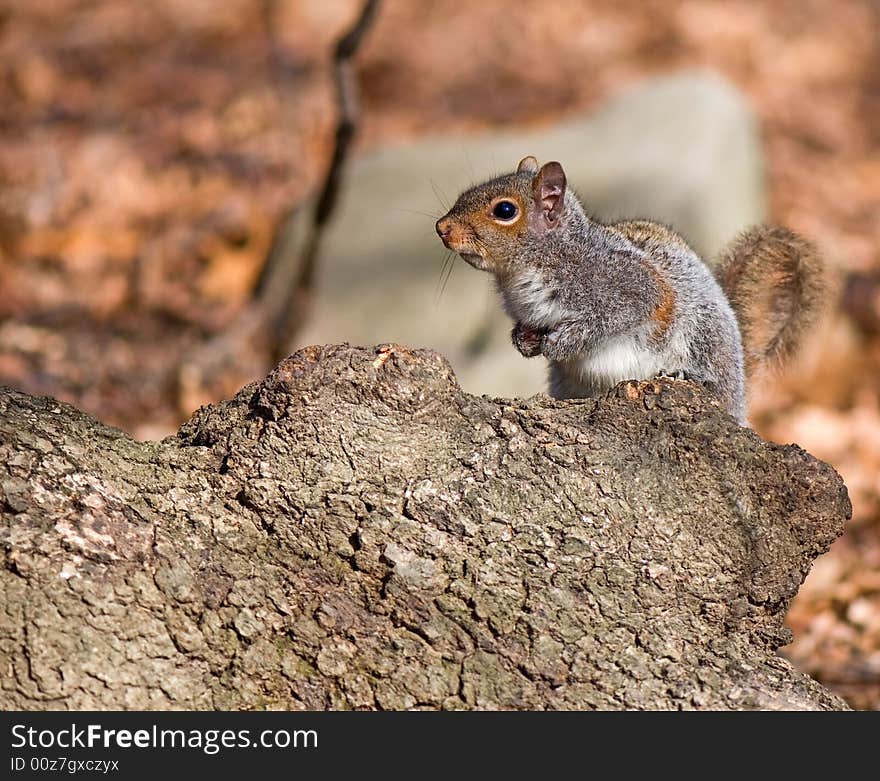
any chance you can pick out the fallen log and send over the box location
[0,344,850,709]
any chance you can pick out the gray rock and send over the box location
[295,71,767,399]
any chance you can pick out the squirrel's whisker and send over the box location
[434,250,454,305]
[438,253,456,302]
[428,179,452,211]
[392,207,442,220]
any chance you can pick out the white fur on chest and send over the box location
[500,268,566,327]
[569,335,665,386]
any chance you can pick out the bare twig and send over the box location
[269,0,381,361]
[177,0,381,406]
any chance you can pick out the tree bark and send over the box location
[0,344,851,710]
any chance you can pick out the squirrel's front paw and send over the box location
[511,323,545,358]
[540,323,582,361]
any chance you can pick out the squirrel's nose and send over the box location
[436,218,452,241]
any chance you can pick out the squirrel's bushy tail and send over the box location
[715,226,825,378]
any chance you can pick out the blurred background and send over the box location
[0,0,878,708]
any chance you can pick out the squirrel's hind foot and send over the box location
[657,369,689,381]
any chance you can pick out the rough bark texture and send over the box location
[0,344,851,710]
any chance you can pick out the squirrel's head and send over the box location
[435,156,568,274]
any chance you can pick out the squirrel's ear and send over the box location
[533,161,566,227]
[517,156,538,174]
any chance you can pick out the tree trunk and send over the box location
[0,344,851,710]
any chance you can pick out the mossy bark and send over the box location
[0,344,851,709]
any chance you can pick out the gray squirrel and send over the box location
[435,156,824,424]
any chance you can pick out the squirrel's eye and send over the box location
[492,200,518,221]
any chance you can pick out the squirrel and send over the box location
[435,156,825,424]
